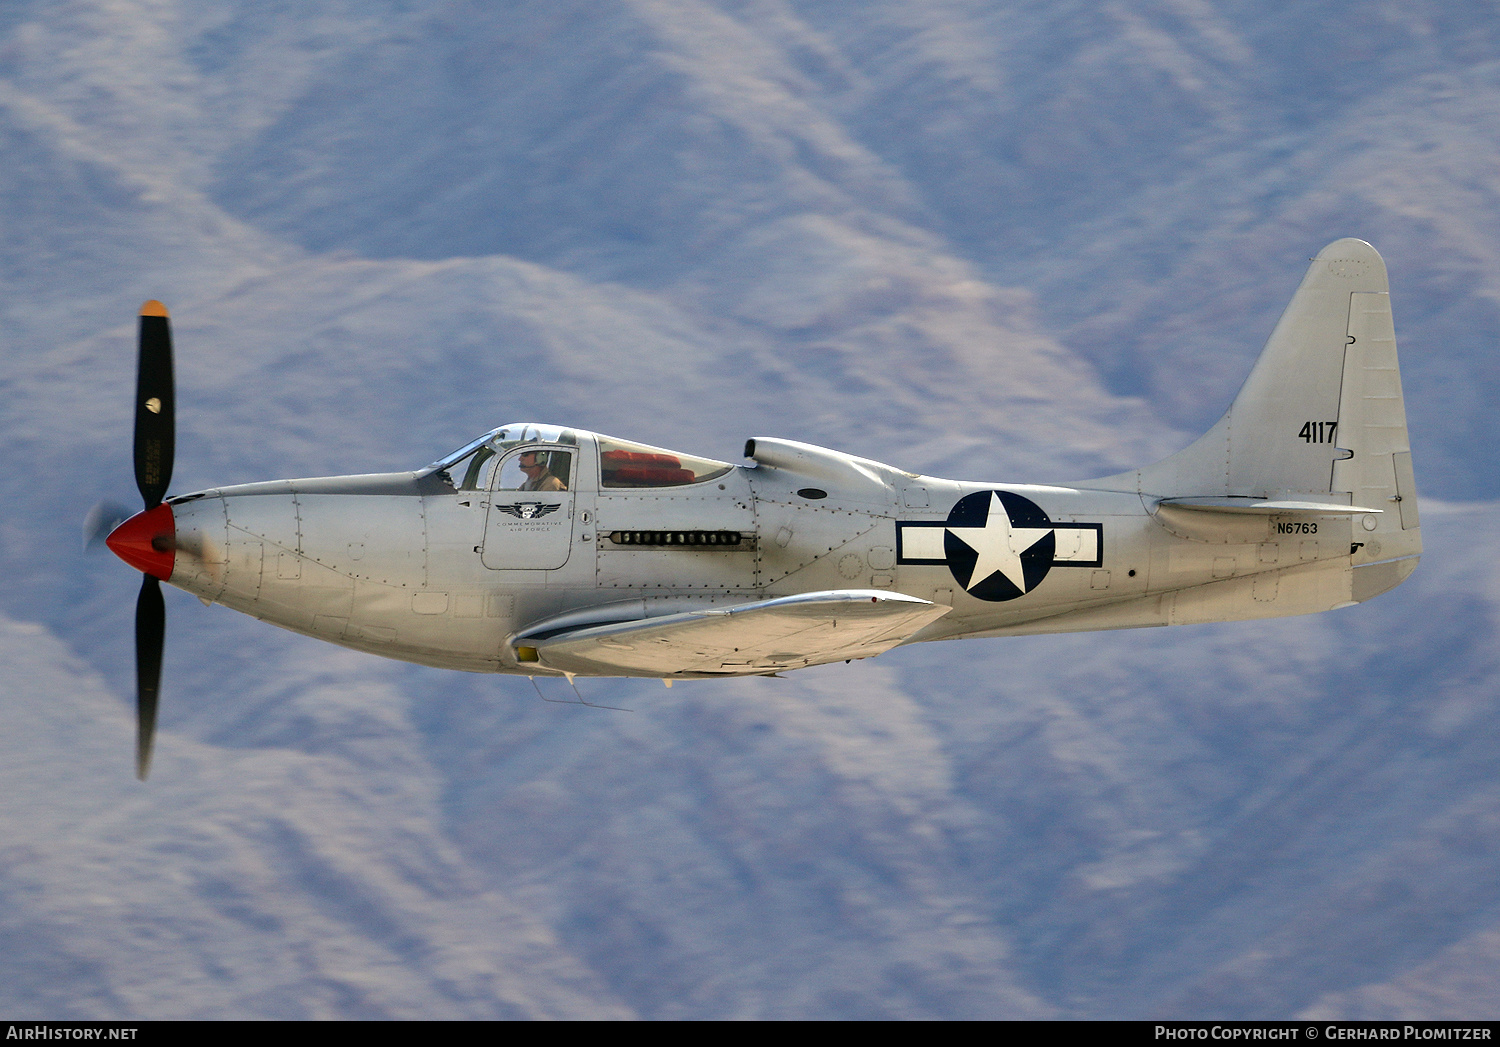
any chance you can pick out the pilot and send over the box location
[518,450,566,491]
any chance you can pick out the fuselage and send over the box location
[129,423,1385,678]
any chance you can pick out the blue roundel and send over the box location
[942,490,1056,602]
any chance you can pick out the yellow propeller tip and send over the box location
[139,300,169,318]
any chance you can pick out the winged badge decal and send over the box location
[495,502,561,520]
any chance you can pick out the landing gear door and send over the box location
[481,447,576,570]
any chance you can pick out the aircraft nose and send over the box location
[105,503,175,580]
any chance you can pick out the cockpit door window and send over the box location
[495,447,572,492]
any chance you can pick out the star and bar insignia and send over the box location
[896,490,1103,602]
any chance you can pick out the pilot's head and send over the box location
[518,451,545,474]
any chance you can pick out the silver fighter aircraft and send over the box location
[101,239,1420,777]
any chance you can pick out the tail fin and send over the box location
[1094,238,1421,591]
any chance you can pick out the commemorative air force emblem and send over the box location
[496,502,561,520]
[896,491,1103,602]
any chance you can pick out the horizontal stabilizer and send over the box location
[1159,497,1385,516]
[526,590,950,677]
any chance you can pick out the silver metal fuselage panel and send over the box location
[162,430,1373,678]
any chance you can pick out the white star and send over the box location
[947,492,1053,592]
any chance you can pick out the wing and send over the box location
[524,590,951,677]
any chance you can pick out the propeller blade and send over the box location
[135,574,165,780]
[133,301,175,509]
[83,500,132,551]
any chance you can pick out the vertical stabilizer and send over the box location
[1093,240,1412,501]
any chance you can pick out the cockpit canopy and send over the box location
[428,423,732,491]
